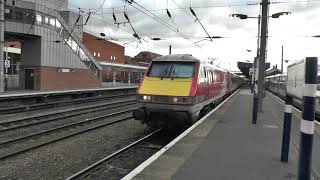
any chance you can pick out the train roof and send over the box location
[152,54,246,80]
[153,54,201,62]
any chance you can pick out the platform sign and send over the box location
[286,59,305,99]
[4,60,10,68]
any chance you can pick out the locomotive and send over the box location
[133,54,245,128]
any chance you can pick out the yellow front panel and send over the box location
[139,77,192,96]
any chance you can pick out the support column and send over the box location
[257,0,269,112]
[0,0,5,93]
[128,72,131,85]
[113,71,116,86]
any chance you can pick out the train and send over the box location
[266,74,320,117]
[133,54,245,128]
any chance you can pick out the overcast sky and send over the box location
[69,0,320,71]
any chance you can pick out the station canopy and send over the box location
[237,62,270,78]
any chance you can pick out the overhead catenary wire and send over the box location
[123,10,142,43]
[91,0,107,14]
[123,0,201,48]
[189,6,213,41]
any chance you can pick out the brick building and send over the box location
[131,51,162,66]
[82,32,125,64]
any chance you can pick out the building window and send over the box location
[111,56,113,60]
[114,56,116,60]
[45,17,49,24]
[94,52,96,57]
[56,19,61,28]
[12,0,15,6]
[36,14,42,23]
[4,9,12,19]
[97,53,100,57]
[50,18,55,26]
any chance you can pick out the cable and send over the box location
[189,6,213,41]
[123,0,201,48]
[91,0,107,14]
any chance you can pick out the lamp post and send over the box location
[230,10,290,111]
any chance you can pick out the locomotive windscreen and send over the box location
[148,62,195,78]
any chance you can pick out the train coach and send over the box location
[133,54,245,128]
[266,74,320,118]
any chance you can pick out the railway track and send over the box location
[0,93,135,115]
[0,107,137,160]
[66,129,171,180]
[0,98,136,132]
[0,94,140,160]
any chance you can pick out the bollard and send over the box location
[252,95,258,124]
[251,83,254,94]
[280,95,293,162]
[298,57,318,180]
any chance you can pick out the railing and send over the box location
[49,10,101,80]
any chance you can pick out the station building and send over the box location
[0,0,103,91]
[0,0,148,92]
[130,51,162,66]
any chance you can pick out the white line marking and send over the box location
[268,92,320,127]
[301,119,315,135]
[285,105,292,113]
[0,86,138,98]
[268,92,320,179]
[304,84,317,97]
[121,89,240,180]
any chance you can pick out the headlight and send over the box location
[139,95,151,101]
[171,96,194,104]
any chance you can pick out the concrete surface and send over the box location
[132,89,320,180]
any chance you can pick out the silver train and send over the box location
[266,74,320,118]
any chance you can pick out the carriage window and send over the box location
[148,62,171,78]
[171,63,194,78]
[148,62,194,78]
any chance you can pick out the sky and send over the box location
[68,0,320,72]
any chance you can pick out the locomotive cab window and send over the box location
[148,61,194,78]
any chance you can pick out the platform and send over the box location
[0,85,137,98]
[124,89,320,180]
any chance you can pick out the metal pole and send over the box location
[256,15,261,58]
[252,12,261,95]
[0,0,5,93]
[251,61,254,94]
[5,48,8,91]
[254,14,261,87]
[298,57,317,180]
[169,45,172,55]
[257,0,269,112]
[281,95,293,162]
[281,45,284,74]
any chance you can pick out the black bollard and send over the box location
[252,95,258,124]
[280,95,293,162]
[298,57,318,180]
